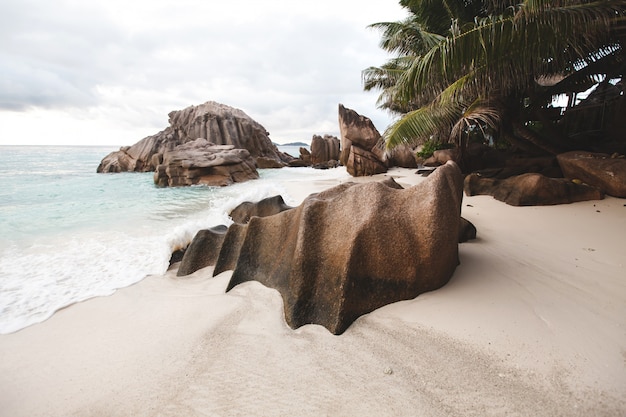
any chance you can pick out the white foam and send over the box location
[0,172,305,334]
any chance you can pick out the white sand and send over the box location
[1,168,625,416]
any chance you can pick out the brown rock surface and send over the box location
[464,172,604,206]
[98,101,289,173]
[346,145,387,177]
[178,161,463,334]
[153,139,259,187]
[338,104,387,176]
[229,195,293,224]
[557,151,626,198]
[177,225,228,276]
[388,144,418,168]
[310,134,340,165]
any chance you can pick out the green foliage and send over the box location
[364,0,626,154]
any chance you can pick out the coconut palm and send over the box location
[364,0,626,156]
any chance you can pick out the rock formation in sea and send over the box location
[153,139,259,187]
[179,161,466,335]
[338,104,388,176]
[557,151,626,198]
[97,101,292,174]
[464,172,604,205]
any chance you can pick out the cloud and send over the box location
[0,0,406,144]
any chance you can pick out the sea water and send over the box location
[0,144,343,334]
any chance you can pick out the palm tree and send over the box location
[364,0,626,157]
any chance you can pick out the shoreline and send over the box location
[1,168,625,416]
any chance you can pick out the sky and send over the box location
[0,0,407,146]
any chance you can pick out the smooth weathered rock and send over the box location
[557,151,626,198]
[346,145,387,177]
[229,195,293,224]
[287,159,311,168]
[98,101,290,173]
[256,156,286,169]
[154,139,259,187]
[388,144,418,168]
[458,217,477,243]
[98,128,179,173]
[338,104,387,176]
[299,147,312,165]
[424,149,460,167]
[177,225,229,276]
[205,161,464,334]
[474,156,562,180]
[338,104,381,156]
[310,134,340,165]
[464,172,604,206]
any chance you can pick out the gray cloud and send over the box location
[0,0,405,143]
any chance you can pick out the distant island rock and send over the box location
[97,101,294,183]
[278,141,309,147]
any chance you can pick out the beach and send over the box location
[0,167,624,416]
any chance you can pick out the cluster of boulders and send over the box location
[96,99,626,206]
[458,150,626,205]
[290,134,341,169]
[177,161,474,334]
[96,101,388,185]
[337,104,420,176]
[97,101,293,185]
[96,99,626,335]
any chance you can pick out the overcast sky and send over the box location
[0,0,407,146]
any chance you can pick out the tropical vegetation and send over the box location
[364,0,626,158]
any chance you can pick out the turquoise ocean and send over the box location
[0,144,338,334]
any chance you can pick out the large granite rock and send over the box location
[98,128,179,173]
[424,149,460,167]
[153,139,259,187]
[310,134,340,165]
[346,144,387,176]
[557,151,626,198]
[388,144,418,168]
[229,195,293,224]
[98,101,291,173]
[338,104,387,176]
[464,172,604,206]
[180,161,464,334]
[177,225,228,276]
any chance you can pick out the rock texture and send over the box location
[310,134,340,165]
[177,225,228,276]
[98,101,291,173]
[464,173,604,206]
[474,157,562,180]
[229,195,293,224]
[179,161,465,334]
[338,104,388,176]
[557,151,626,198]
[388,144,418,168]
[153,139,259,187]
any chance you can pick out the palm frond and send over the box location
[383,101,462,149]
[450,99,501,141]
